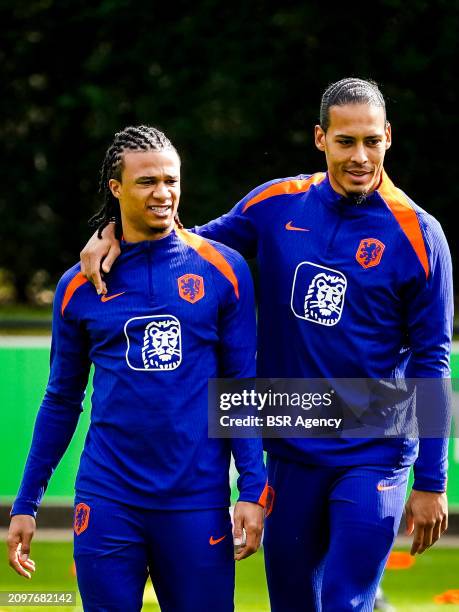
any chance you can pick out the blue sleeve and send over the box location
[405,216,453,492]
[214,249,267,505]
[193,178,288,259]
[11,271,91,517]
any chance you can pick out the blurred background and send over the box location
[0,0,458,308]
[0,1,458,610]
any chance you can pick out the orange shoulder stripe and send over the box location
[378,172,429,278]
[61,272,88,316]
[176,229,239,298]
[242,173,326,213]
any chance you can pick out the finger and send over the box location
[236,518,263,561]
[82,253,103,293]
[18,553,35,569]
[233,512,243,543]
[101,245,121,274]
[405,505,414,536]
[19,531,33,562]
[235,544,249,561]
[241,526,258,559]
[80,248,90,278]
[417,523,434,554]
[233,514,245,560]
[18,559,35,573]
[431,520,442,545]
[441,514,448,534]
[410,525,424,556]
[8,548,32,579]
[10,561,32,578]
[93,272,107,296]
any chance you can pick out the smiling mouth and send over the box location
[147,205,172,217]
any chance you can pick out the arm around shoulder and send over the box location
[80,222,121,295]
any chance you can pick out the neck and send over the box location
[121,224,174,243]
[328,169,384,199]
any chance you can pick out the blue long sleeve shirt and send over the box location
[194,171,453,492]
[12,229,267,516]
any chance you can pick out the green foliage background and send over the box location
[1,0,457,300]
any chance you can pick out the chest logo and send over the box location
[356,238,385,269]
[101,291,126,303]
[285,221,310,232]
[124,315,182,371]
[291,262,347,326]
[178,274,205,304]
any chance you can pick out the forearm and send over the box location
[11,398,82,517]
[413,437,448,493]
[231,438,267,506]
[412,378,451,492]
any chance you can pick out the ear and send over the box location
[385,122,392,151]
[314,125,326,152]
[108,178,122,199]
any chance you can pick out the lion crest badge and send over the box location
[291,262,347,327]
[356,238,385,269]
[178,274,204,304]
[124,315,182,371]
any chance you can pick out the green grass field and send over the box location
[0,542,458,611]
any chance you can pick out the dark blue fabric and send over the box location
[73,494,234,611]
[264,455,409,612]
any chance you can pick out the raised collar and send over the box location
[120,228,178,252]
[316,170,390,209]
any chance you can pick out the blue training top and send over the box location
[195,170,453,492]
[12,229,267,516]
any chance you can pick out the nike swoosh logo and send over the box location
[209,535,226,545]
[285,221,310,232]
[377,483,398,491]
[101,292,126,303]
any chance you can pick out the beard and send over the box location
[149,225,171,234]
[348,192,368,206]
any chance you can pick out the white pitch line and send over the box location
[0,336,51,348]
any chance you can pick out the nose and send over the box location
[350,143,368,165]
[153,181,169,200]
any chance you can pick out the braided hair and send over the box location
[319,78,386,132]
[89,125,183,237]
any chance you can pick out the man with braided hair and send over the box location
[81,79,453,611]
[8,125,267,611]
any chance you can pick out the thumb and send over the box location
[20,535,32,562]
[233,509,243,545]
[102,244,121,274]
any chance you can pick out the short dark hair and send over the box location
[89,125,180,236]
[319,78,386,131]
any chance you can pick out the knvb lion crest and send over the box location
[356,238,385,269]
[178,274,204,304]
[291,262,347,327]
[125,315,182,371]
[74,502,90,536]
[141,318,181,370]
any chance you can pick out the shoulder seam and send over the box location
[378,173,430,279]
[61,272,88,316]
[175,229,240,298]
[242,173,326,213]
